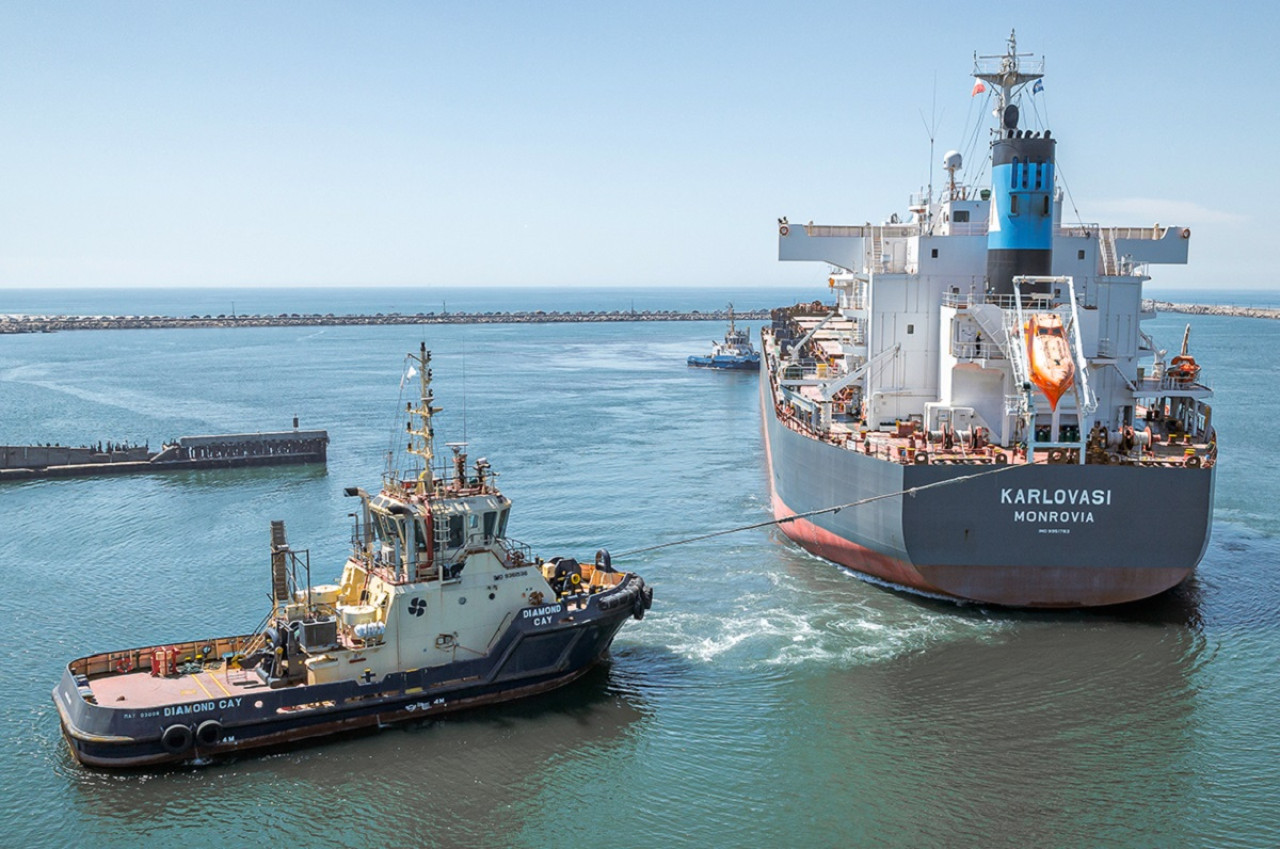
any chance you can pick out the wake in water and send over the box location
[626,536,1013,672]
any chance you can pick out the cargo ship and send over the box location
[53,344,651,767]
[762,33,1215,607]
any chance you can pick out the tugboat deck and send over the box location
[88,666,266,710]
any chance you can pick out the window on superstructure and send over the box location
[447,514,464,548]
[1010,158,1019,189]
[1010,194,1019,215]
[496,508,509,539]
[483,511,497,541]
[954,210,969,222]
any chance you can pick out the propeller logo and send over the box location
[408,597,427,617]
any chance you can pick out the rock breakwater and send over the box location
[0,308,769,334]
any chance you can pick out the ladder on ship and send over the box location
[1100,229,1119,276]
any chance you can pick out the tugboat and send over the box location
[688,304,761,370]
[53,344,652,768]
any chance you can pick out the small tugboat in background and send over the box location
[53,343,652,768]
[688,304,761,370]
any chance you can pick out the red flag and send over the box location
[971,79,986,97]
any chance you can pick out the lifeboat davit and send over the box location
[1169,324,1201,384]
[1025,313,1075,410]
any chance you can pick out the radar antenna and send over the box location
[973,29,1044,132]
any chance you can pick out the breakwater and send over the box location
[0,307,769,334]
[1146,300,1280,320]
[0,430,328,481]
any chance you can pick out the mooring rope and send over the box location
[614,458,1037,558]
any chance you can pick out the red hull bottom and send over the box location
[770,493,1191,608]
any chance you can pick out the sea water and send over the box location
[0,287,1277,849]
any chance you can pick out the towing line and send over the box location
[615,460,1035,558]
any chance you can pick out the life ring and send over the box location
[115,657,134,674]
[1182,228,1191,239]
[568,573,581,587]
[161,723,194,754]
[1185,455,1202,468]
[195,719,224,747]
[779,225,790,236]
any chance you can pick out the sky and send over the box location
[1,1,1275,290]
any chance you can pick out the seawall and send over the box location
[1145,300,1280,320]
[0,308,769,334]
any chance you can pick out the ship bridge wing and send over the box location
[778,223,866,270]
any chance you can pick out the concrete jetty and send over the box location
[0,307,769,334]
[0,430,328,482]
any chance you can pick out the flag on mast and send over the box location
[971,79,986,97]
[1033,79,1044,94]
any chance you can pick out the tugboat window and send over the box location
[448,515,464,548]
[483,511,497,541]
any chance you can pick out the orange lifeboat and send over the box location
[1025,313,1075,410]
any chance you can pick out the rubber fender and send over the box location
[195,719,224,747]
[161,723,194,753]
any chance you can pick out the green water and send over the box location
[1,296,1277,848]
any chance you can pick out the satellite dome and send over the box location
[943,150,962,171]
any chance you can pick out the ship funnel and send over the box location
[986,132,1056,295]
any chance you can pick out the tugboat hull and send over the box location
[55,576,648,768]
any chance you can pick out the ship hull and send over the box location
[687,355,760,370]
[760,369,1214,607]
[54,577,649,768]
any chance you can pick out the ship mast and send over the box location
[404,342,441,493]
[973,29,1043,134]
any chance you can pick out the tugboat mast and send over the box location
[403,342,441,493]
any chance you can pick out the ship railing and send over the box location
[943,291,1050,311]
[952,340,1006,360]
[496,537,535,569]
[801,224,870,238]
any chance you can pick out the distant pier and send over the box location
[0,429,328,482]
[1145,300,1280,320]
[0,308,769,334]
